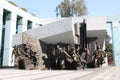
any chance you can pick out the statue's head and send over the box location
[13,45,18,49]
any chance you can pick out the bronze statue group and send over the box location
[11,42,106,70]
[11,43,38,69]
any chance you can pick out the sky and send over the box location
[6,0,120,18]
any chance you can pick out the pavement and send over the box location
[0,66,120,80]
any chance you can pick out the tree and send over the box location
[105,34,113,56]
[21,7,28,12]
[8,1,18,7]
[55,0,87,17]
[105,34,113,65]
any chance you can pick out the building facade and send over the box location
[0,0,119,67]
[107,15,120,66]
[0,0,41,66]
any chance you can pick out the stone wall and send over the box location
[21,32,49,69]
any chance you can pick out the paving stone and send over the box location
[0,66,120,80]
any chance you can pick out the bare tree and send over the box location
[56,0,87,17]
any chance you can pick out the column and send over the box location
[74,22,80,44]
[0,7,3,65]
[2,11,17,66]
[112,21,120,66]
[32,22,36,29]
[22,18,27,32]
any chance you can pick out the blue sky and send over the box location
[6,0,120,18]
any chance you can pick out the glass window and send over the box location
[27,20,32,30]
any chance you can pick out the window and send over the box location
[27,20,32,30]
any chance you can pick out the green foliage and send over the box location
[8,1,18,7]
[21,8,28,12]
[31,13,36,17]
[55,0,87,17]
[105,41,112,52]
[8,1,36,17]
[105,34,113,56]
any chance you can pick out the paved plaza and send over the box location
[0,66,120,80]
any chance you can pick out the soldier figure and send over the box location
[94,42,105,68]
[30,52,37,67]
[11,45,26,68]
